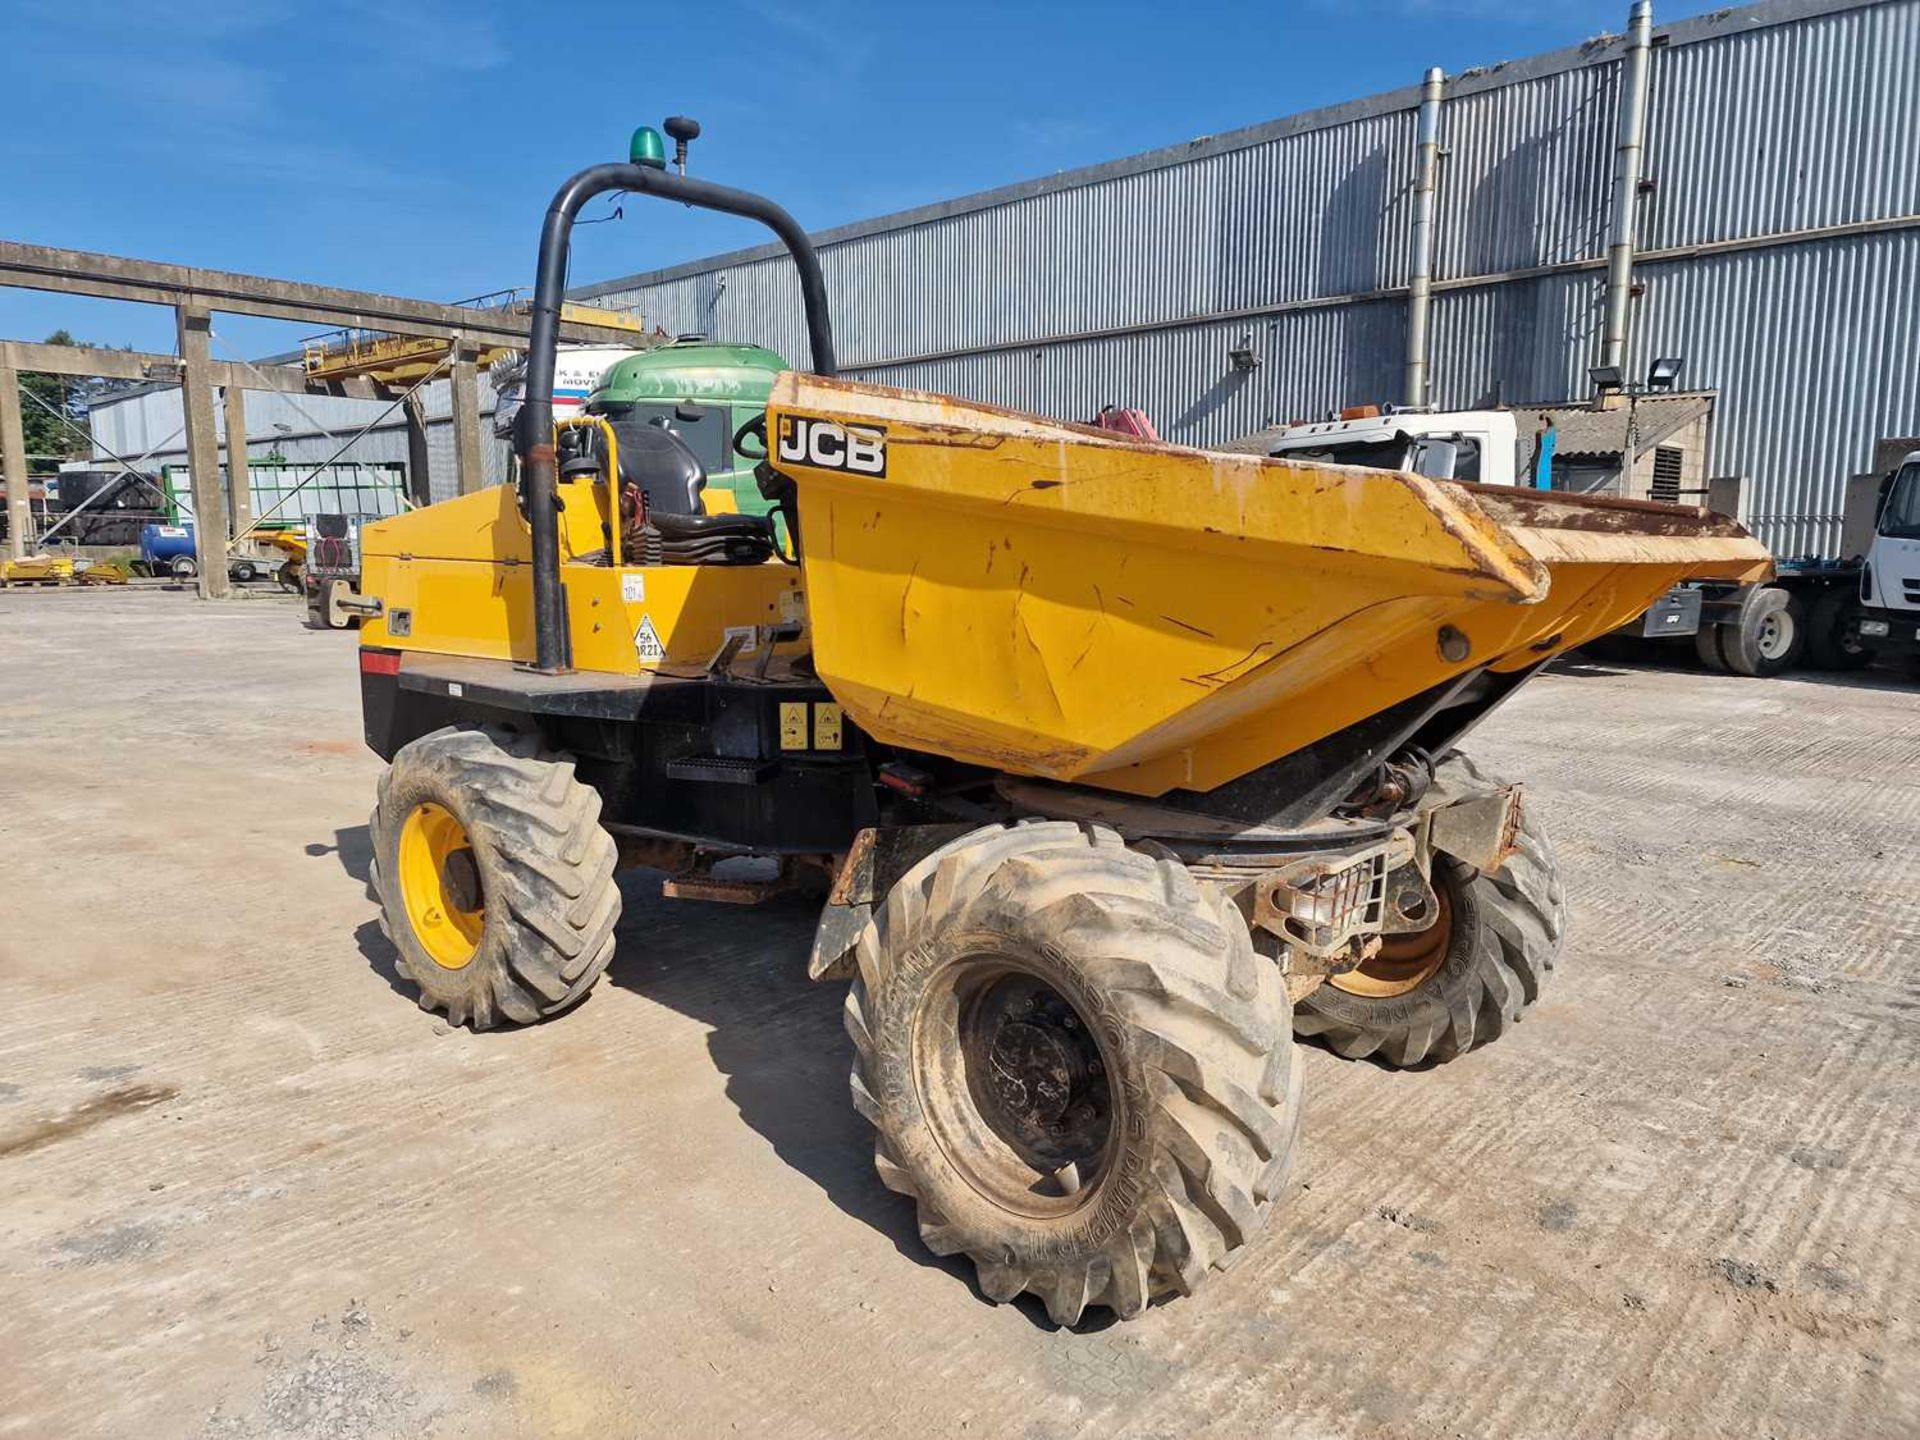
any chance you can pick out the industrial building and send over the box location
[88,0,1920,556]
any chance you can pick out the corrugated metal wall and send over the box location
[577,0,1920,557]
[87,372,507,507]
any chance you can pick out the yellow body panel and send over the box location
[357,481,804,672]
[767,374,1772,795]
[356,373,1769,801]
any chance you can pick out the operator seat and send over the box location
[588,418,777,566]
[607,417,708,516]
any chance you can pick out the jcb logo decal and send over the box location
[777,415,887,476]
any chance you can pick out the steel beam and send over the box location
[0,360,29,560]
[0,241,637,347]
[175,307,229,599]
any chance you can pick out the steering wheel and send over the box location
[733,412,769,463]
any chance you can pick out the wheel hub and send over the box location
[986,1020,1078,1128]
[918,968,1115,1215]
[396,802,485,970]
[1329,883,1453,998]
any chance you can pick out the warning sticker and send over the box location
[780,590,804,622]
[779,702,809,750]
[621,573,646,604]
[633,615,665,664]
[723,625,759,655]
[813,703,843,750]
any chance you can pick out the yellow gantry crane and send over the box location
[301,291,650,384]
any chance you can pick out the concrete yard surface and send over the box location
[1,587,1916,1438]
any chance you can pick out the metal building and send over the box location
[87,369,510,508]
[576,0,1920,557]
[85,0,1917,555]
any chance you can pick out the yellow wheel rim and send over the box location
[1329,885,1452,999]
[397,802,484,969]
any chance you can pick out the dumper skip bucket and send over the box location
[768,375,1771,797]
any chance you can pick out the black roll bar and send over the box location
[517,163,837,672]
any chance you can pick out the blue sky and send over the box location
[0,0,1730,358]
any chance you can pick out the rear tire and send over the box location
[847,821,1302,1326]
[1806,588,1872,671]
[369,725,620,1029]
[1718,587,1803,677]
[1293,753,1566,1067]
[1694,623,1730,672]
[169,554,198,580]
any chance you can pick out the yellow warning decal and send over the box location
[814,703,843,750]
[779,702,809,750]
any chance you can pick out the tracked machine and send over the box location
[354,126,1773,1325]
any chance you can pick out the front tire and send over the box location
[1806,588,1872,671]
[369,725,620,1028]
[1293,753,1566,1067]
[847,821,1302,1326]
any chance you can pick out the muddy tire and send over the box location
[369,725,620,1029]
[1293,753,1565,1067]
[846,821,1302,1326]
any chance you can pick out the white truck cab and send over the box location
[1234,408,1522,486]
[1856,451,1920,659]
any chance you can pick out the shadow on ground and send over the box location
[593,877,1095,1322]
[309,824,375,885]
[330,826,1080,1327]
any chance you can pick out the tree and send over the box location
[21,330,135,469]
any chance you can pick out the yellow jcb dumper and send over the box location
[352,129,1771,1326]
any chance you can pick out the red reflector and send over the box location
[360,649,402,675]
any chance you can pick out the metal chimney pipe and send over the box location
[1601,0,1655,379]
[1404,66,1446,409]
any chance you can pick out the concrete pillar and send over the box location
[0,360,29,560]
[450,342,483,496]
[223,382,251,536]
[176,305,230,599]
[402,391,433,506]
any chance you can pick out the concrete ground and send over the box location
[2,586,1915,1439]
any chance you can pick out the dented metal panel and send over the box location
[772,373,1772,796]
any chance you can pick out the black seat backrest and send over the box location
[608,420,707,516]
